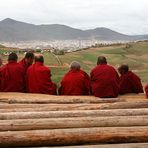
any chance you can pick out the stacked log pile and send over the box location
[0,92,148,147]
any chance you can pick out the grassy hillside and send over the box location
[50,41,148,85]
[1,41,148,85]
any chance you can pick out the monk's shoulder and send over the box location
[41,65,51,73]
[106,64,115,70]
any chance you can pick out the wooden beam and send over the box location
[0,92,146,104]
[52,143,148,148]
[0,126,148,146]
[119,93,145,98]
[0,101,148,112]
[1,108,148,120]
[0,97,123,104]
[0,116,148,131]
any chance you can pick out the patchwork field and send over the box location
[1,41,148,85]
[49,41,148,85]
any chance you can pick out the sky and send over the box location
[0,0,148,35]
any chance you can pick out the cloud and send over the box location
[0,0,148,34]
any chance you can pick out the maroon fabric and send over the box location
[19,58,32,92]
[0,61,25,92]
[19,58,30,74]
[119,71,143,94]
[26,62,57,95]
[59,69,91,95]
[90,64,119,98]
[145,84,148,98]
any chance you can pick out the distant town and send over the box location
[1,39,130,52]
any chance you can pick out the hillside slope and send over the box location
[0,18,145,42]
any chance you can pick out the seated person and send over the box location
[0,52,25,92]
[118,64,143,94]
[144,84,148,98]
[90,56,119,98]
[19,51,34,73]
[0,55,2,67]
[59,61,91,95]
[19,51,34,92]
[26,54,57,95]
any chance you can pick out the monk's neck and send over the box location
[8,60,17,64]
[98,63,107,66]
[70,69,80,72]
[35,62,43,65]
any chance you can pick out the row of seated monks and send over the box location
[0,52,147,98]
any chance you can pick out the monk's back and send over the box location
[119,71,143,94]
[27,62,56,94]
[91,64,119,98]
[91,64,119,84]
[60,70,90,95]
[0,61,25,92]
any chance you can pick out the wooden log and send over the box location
[0,92,118,103]
[53,143,148,148]
[0,101,148,112]
[0,96,123,104]
[0,116,148,131]
[0,92,146,104]
[119,93,145,98]
[0,126,148,146]
[1,108,148,120]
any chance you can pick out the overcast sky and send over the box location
[0,0,148,35]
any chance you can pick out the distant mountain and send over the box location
[0,18,147,42]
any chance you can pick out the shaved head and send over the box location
[35,54,44,63]
[8,52,18,61]
[24,51,34,65]
[70,61,81,71]
[97,56,107,65]
[118,64,129,75]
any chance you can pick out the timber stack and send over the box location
[0,92,148,147]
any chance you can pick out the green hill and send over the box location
[1,41,148,85]
[47,41,148,85]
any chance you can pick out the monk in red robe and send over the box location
[19,51,34,73]
[0,52,25,92]
[90,56,119,98]
[118,64,143,94]
[0,55,2,67]
[0,55,3,90]
[19,51,34,92]
[59,61,91,95]
[145,84,148,98]
[26,54,57,95]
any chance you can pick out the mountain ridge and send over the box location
[0,18,147,42]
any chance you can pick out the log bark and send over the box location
[0,101,148,112]
[1,108,148,120]
[0,92,117,102]
[0,126,148,146]
[0,92,146,104]
[0,97,123,104]
[0,116,148,131]
[119,93,145,98]
[53,143,148,148]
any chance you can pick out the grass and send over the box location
[1,41,148,85]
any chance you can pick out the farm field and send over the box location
[49,41,148,85]
[1,41,148,85]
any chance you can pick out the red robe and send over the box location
[119,71,143,94]
[0,61,25,92]
[59,69,91,95]
[145,84,148,98]
[26,62,57,95]
[19,58,32,92]
[90,64,119,98]
[19,58,31,74]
